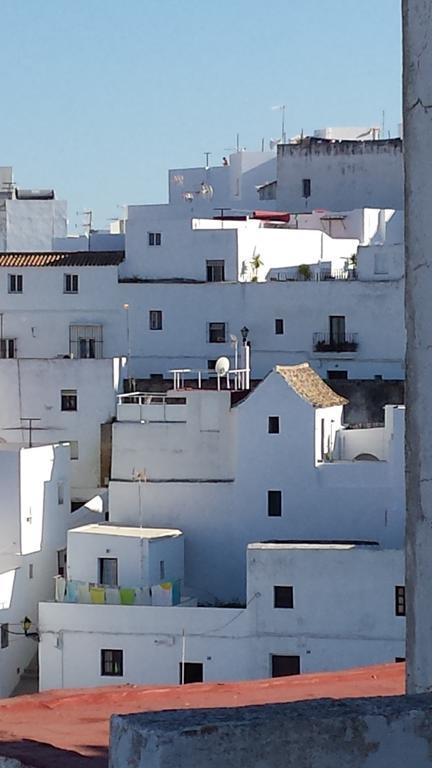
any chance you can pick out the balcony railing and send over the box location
[313,332,359,353]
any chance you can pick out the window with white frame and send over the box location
[8,274,23,294]
[149,310,163,330]
[148,232,161,246]
[64,274,79,294]
[208,322,226,343]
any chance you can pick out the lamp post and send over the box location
[230,334,238,389]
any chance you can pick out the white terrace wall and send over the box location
[275,139,403,212]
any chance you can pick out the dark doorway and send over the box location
[179,662,203,684]
[271,654,300,677]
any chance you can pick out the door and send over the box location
[99,557,118,586]
[271,654,300,677]
[329,315,345,345]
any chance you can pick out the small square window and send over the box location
[61,389,77,411]
[0,339,16,359]
[148,232,161,246]
[395,585,406,616]
[275,319,284,335]
[179,661,203,684]
[149,310,163,330]
[207,359,217,371]
[206,260,225,282]
[8,274,23,294]
[268,416,280,434]
[64,274,79,294]
[1,623,8,649]
[274,586,294,608]
[327,370,348,380]
[267,490,282,517]
[101,648,123,676]
[208,322,226,343]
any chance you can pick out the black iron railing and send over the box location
[313,332,359,353]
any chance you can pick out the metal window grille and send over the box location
[101,649,123,676]
[69,325,103,358]
[149,310,163,330]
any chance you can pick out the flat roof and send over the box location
[0,664,404,768]
[69,523,183,540]
[250,539,381,550]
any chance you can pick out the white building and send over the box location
[108,364,405,603]
[0,240,405,382]
[39,538,405,690]
[0,357,126,501]
[264,138,403,213]
[0,167,67,251]
[0,442,70,697]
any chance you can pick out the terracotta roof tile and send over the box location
[0,251,124,267]
[276,363,348,408]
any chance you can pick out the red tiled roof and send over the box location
[0,251,124,267]
[0,664,404,767]
[276,363,348,408]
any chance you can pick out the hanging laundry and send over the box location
[105,587,121,605]
[90,586,105,604]
[152,581,173,606]
[119,587,135,605]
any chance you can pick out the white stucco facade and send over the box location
[0,358,125,500]
[107,369,405,603]
[0,443,70,697]
[39,542,405,691]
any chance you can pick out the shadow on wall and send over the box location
[0,739,108,768]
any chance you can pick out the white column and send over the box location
[404,0,432,694]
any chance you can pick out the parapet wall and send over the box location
[110,694,432,767]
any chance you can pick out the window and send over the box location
[267,490,282,517]
[149,310,163,330]
[395,657,405,663]
[302,178,311,199]
[64,274,79,294]
[69,325,103,359]
[274,586,294,608]
[61,389,77,411]
[57,482,64,505]
[207,359,217,371]
[28,563,33,579]
[8,274,23,294]
[148,232,161,246]
[159,560,165,580]
[208,322,226,343]
[206,260,225,282]
[275,318,284,335]
[179,662,203,684]
[268,416,280,434]
[395,585,406,616]
[99,558,118,586]
[327,370,348,380]
[271,654,300,677]
[101,649,123,676]
[0,339,16,359]
[1,624,8,649]
[69,441,79,460]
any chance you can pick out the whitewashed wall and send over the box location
[39,544,404,691]
[108,374,405,602]
[0,443,70,697]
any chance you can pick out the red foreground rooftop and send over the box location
[0,663,404,768]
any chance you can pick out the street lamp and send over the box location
[240,327,250,389]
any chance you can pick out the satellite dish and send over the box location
[215,356,230,376]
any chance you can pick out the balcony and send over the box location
[313,332,359,353]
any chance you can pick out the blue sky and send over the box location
[0,0,401,229]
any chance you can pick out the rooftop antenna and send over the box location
[271,105,287,143]
[204,152,212,168]
[1,419,62,448]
